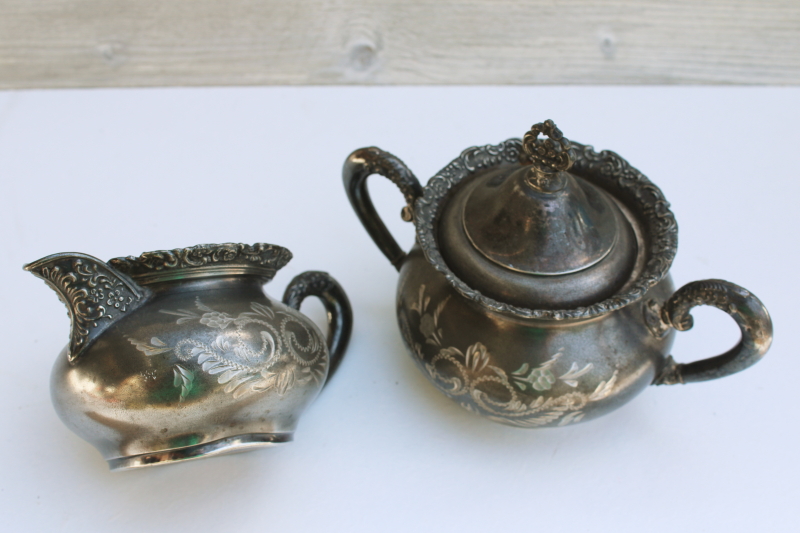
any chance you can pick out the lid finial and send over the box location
[522,119,573,170]
[521,120,573,192]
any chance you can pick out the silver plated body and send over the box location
[26,243,352,469]
[343,120,773,428]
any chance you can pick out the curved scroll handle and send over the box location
[343,147,423,271]
[283,271,353,385]
[650,279,773,385]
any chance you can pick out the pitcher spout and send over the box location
[24,252,150,362]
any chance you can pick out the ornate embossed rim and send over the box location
[109,243,293,283]
[413,139,678,320]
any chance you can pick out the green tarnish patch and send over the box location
[147,369,205,404]
[168,433,203,449]
[522,327,547,341]
[149,380,180,404]
[173,365,195,402]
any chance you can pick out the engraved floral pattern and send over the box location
[408,285,449,347]
[129,298,326,401]
[405,285,618,428]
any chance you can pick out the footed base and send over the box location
[107,432,293,471]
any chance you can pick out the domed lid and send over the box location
[463,121,619,275]
[436,120,640,310]
[414,120,678,319]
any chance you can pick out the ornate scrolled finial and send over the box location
[521,119,573,172]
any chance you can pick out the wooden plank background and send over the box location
[1,0,798,88]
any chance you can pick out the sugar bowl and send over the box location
[343,120,772,427]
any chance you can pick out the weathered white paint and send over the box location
[1,0,798,88]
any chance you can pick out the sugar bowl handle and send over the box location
[283,271,353,384]
[648,279,773,385]
[343,147,423,271]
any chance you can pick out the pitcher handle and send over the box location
[283,271,353,385]
[647,279,773,385]
[343,147,423,271]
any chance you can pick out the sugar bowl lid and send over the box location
[437,120,639,310]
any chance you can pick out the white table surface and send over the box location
[0,86,797,532]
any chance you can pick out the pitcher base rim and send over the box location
[107,432,294,471]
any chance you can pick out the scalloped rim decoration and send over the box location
[413,139,678,320]
[109,243,293,282]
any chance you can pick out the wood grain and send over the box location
[1,0,798,88]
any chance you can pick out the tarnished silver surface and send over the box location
[461,164,622,276]
[25,243,352,469]
[343,119,773,428]
[441,164,637,309]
